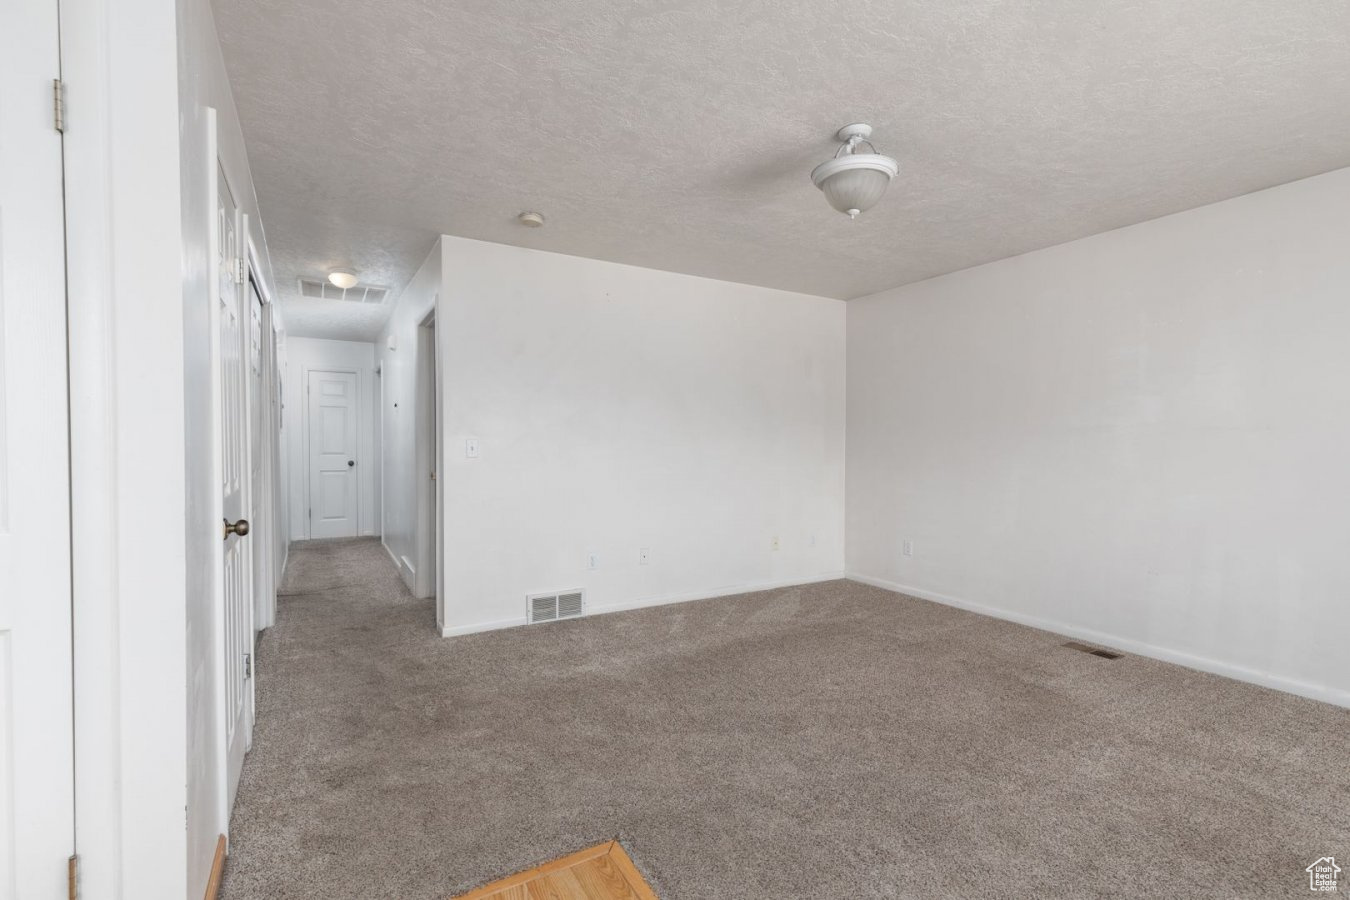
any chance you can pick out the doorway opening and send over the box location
[413,311,439,604]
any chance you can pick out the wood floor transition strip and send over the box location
[453,840,659,900]
[204,834,227,900]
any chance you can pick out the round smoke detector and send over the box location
[517,211,545,227]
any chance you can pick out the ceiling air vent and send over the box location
[527,590,585,625]
[297,277,389,304]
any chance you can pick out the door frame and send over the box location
[302,366,363,539]
[247,245,281,632]
[414,310,439,599]
[62,0,191,894]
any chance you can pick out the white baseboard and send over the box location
[380,539,417,594]
[586,572,846,617]
[846,572,1349,709]
[440,616,528,637]
[438,571,847,639]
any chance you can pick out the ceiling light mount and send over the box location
[811,123,899,219]
[327,268,358,289]
[835,123,875,143]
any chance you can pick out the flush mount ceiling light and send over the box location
[327,268,358,289]
[517,211,545,227]
[810,124,899,219]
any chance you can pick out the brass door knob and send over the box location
[223,518,250,540]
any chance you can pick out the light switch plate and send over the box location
[465,437,480,459]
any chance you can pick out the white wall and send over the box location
[177,0,280,892]
[847,167,1350,707]
[61,0,194,895]
[61,0,280,894]
[427,237,846,634]
[284,337,381,540]
[378,243,441,596]
[275,325,291,572]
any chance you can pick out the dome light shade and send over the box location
[328,268,358,289]
[811,124,898,219]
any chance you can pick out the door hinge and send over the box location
[243,652,252,680]
[68,854,78,900]
[54,79,65,133]
[234,257,247,284]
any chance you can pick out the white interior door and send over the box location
[0,0,76,894]
[307,370,359,539]
[217,167,254,812]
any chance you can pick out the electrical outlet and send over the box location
[902,540,914,558]
[771,536,780,551]
[639,547,650,565]
[588,553,599,570]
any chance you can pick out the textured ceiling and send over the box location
[213,0,1350,340]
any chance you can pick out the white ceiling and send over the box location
[213,0,1350,341]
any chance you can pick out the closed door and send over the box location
[0,0,76,894]
[217,166,254,811]
[308,370,359,538]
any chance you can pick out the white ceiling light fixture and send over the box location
[810,124,899,219]
[327,268,358,289]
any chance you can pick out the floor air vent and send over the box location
[1063,640,1123,660]
[527,590,585,624]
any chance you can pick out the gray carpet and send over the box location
[221,537,1348,899]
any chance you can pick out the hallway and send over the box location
[220,538,441,896]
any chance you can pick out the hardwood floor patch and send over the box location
[454,841,657,900]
